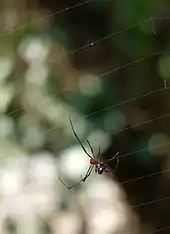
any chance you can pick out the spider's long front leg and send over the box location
[87,140,95,157]
[69,116,92,159]
[97,147,100,158]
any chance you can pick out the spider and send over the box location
[58,116,119,189]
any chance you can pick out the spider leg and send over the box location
[114,156,119,171]
[68,164,93,189]
[58,176,71,189]
[58,164,94,190]
[104,168,115,173]
[69,116,92,159]
[87,140,95,157]
[97,147,100,158]
[104,155,119,173]
[103,152,119,163]
[82,164,94,182]
[58,176,83,190]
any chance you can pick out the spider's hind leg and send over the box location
[82,164,94,182]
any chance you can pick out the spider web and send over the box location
[1,1,170,233]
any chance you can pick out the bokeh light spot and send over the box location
[78,73,102,97]
[59,146,89,180]
[158,54,170,80]
[19,37,50,64]
[148,133,170,156]
[104,110,126,133]
[0,56,13,81]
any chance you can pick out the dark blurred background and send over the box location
[0,0,170,233]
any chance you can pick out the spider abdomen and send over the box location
[95,163,107,174]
